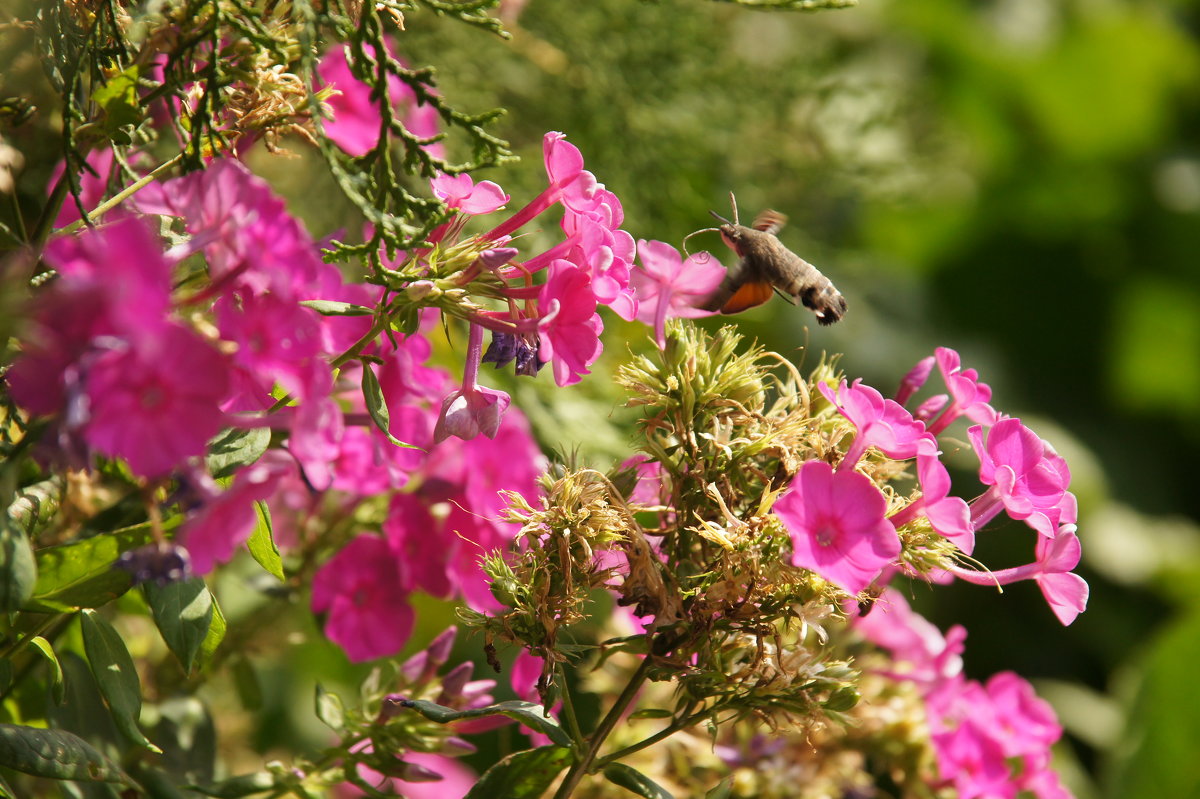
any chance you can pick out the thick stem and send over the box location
[552,655,653,799]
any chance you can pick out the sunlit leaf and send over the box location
[464,746,573,799]
[144,577,215,674]
[80,610,161,753]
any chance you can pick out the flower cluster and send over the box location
[858,591,1072,798]
[776,346,1088,626]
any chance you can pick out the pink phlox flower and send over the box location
[895,354,935,407]
[140,160,334,299]
[482,131,589,242]
[1015,764,1075,799]
[431,173,509,215]
[913,393,950,424]
[889,451,975,554]
[44,215,172,335]
[316,42,443,159]
[51,148,119,227]
[433,384,511,443]
[331,425,414,496]
[1034,530,1089,625]
[82,323,230,478]
[773,460,900,595]
[286,390,344,491]
[854,590,965,688]
[537,259,603,387]
[510,650,544,702]
[336,750,477,799]
[181,450,295,574]
[985,672,1062,759]
[930,716,1017,799]
[631,239,725,349]
[819,379,936,470]
[567,218,638,321]
[215,291,327,401]
[312,534,413,662]
[926,347,1000,435]
[944,528,1087,625]
[968,418,1073,538]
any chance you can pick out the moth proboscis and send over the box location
[692,193,847,325]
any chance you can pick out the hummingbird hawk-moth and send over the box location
[696,195,847,325]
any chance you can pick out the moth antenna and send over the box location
[728,191,739,226]
[682,227,721,258]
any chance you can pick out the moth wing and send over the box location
[720,279,775,314]
[752,209,787,235]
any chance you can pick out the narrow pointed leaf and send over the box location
[247,502,284,581]
[604,762,675,798]
[400,699,570,747]
[144,577,215,673]
[360,362,419,449]
[0,724,131,784]
[80,610,161,753]
[0,518,36,611]
[29,636,65,705]
[199,593,227,664]
[299,300,374,316]
[464,745,573,799]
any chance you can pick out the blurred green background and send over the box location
[5,0,1200,795]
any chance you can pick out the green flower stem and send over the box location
[555,661,587,751]
[594,704,712,769]
[552,654,654,799]
[54,152,186,237]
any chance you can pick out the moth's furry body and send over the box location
[700,206,847,325]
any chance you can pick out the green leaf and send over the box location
[27,520,173,612]
[298,300,374,317]
[1107,607,1200,797]
[29,636,65,705]
[628,708,673,720]
[143,578,214,674]
[246,502,284,582]
[187,772,275,798]
[463,746,573,799]
[0,724,130,783]
[80,610,161,753]
[92,66,142,136]
[205,428,271,480]
[314,684,345,731]
[199,594,226,664]
[400,699,571,748]
[604,763,675,798]
[0,517,36,612]
[360,363,420,450]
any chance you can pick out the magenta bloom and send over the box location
[931,717,1016,799]
[985,672,1062,760]
[1033,530,1089,625]
[431,173,509,215]
[83,323,230,478]
[926,348,999,435]
[434,384,511,442]
[631,239,724,348]
[968,418,1073,538]
[537,259,603,387]
[819,379,936,470]
[774,460,900,594]
[854,590,966,689]
[888,451,975,554]
[895,355,935,407]
[311,534,413,662]
[946,528,1087,625]
[316,42,442,158]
